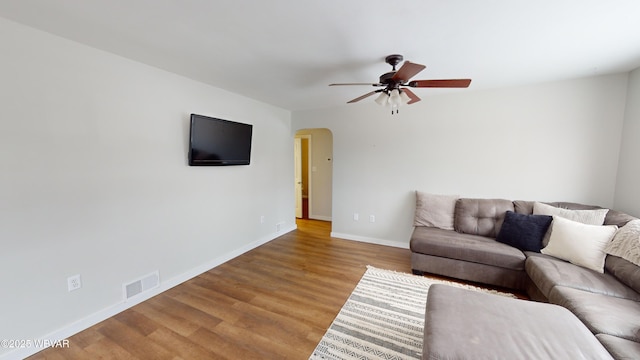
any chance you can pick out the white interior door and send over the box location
[294,137,302,218]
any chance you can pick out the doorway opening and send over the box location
[295,135,311,218]
[294,129,333,223]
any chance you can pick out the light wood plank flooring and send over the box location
[27,219,411,359]
[27,219,521,359]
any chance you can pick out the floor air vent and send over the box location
[123,271,159,300]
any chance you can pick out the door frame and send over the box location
[294,134,312,219]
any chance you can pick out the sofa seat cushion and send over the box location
[411,227,525,271]
[549,286,640,342]
[423,284,612,360]
[596,334,640,360]
[525,254,640,301]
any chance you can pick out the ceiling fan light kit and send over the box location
[379,89,410,114]
[374,92,388,106]
[330,54,472,114]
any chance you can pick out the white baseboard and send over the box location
[1,224,297,360]
[330,232,409,249]
[309,215,332,221]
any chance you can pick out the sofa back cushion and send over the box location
[605,255,640,294]
[604,209,638,227]
[454,198,514,238]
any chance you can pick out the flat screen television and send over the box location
[188,114,253,166]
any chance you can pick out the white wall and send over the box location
[0,17,294,358]
[293,74,629,247]
[614,67,640,217]
[295,128,333,220]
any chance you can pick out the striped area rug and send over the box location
[309,266,516,360]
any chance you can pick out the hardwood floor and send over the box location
[28,219,524,359]
[27,219,413,359]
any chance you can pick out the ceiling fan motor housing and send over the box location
[381,54,406,89]
[379,72,397,85]
[385,54,404,70]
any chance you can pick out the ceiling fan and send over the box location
[329,54,471,113]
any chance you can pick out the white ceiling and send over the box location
[1,0,640,111]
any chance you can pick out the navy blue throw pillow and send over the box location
[496,211,553,252]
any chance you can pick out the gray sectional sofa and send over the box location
[410,192,640,359]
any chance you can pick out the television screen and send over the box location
[188,114,253,166]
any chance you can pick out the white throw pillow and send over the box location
[533,202,608,225]
[533,202,609,247]
[414,192,459,230]
[541,216,617,273]
[604,219,640,266]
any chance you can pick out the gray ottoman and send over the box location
[423,284,613,360]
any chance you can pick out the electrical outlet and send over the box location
[353,213,359,221]
[260,215,265,224]
[369,215,376,223]
[67,274,82,292]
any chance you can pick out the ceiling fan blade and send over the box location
[402,88,421,104]
[347,91,377,103]
[408,79,472,88]
[329,83,382,86]
[392,61,426,82]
